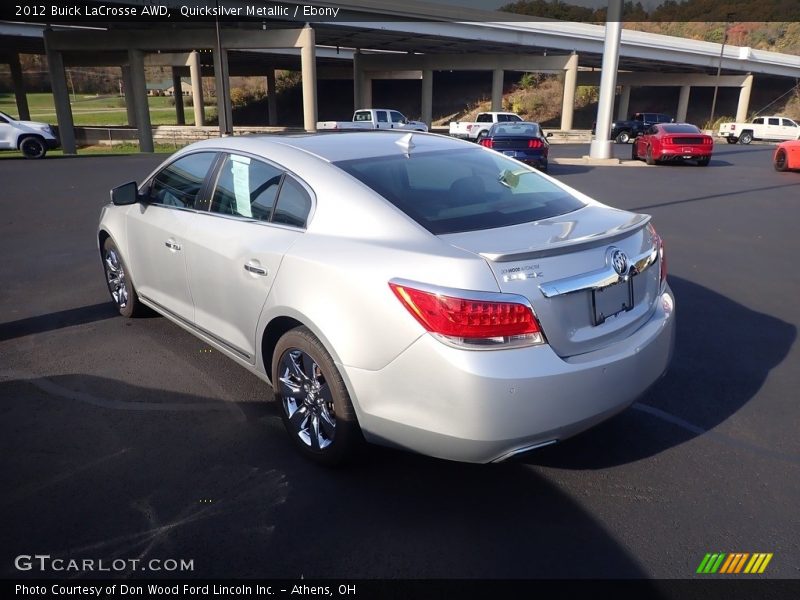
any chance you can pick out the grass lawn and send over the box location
[0,142,187,159]
[0,92,216,126]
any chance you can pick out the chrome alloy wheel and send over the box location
[278,349,336,450]
[104,248,129,308]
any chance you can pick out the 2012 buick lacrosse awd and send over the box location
[98,131,675,465]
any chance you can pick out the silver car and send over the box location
[98,131,675,465]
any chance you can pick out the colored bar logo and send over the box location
[697,553,773,574]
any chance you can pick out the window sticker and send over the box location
[230,155,252,217]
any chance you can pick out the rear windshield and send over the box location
[334,148,584,235]
[661,124,701,133]
[490,123,541,137]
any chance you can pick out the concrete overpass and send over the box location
[1,0,798,153]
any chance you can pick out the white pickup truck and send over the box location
[718,116,800,145]
[449,111,522,142]
[0,110,59,158]
[317,108,428,132]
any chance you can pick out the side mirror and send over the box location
[110,181,139,206]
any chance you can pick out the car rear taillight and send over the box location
[528,138,543,149]
[479,138,493,148]
[731,124,736,131]
[648,224,667,285]
[389,282,545,349]
[664,137,672,145]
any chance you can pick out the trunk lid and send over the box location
[439,205,663,358]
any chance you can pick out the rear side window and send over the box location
[210,154,283,221]
[272,177,312,228]
[768,118,780,126]
[476,114,492,123]
[376,111,388,123]
[335,148,584,235]
[149,152,216,208]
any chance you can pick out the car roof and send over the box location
[183,131,469,163]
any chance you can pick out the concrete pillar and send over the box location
[736,74,753,123]
[213,47,232,135]
[491,69,503,112]
[300,26,318,132]
[363,76,373,109]
[172,67,186,125]
[677,85,691,122]
[353,50,363,110]
[560,53,578,131]
[266,70,277,126]
[121,66,137,127]
[44,44,76,154]
[421,69,433,127]
[589,0,623,159]
[617,85,631,121]
[188,51,205,127]
[9,54,31,121]
[128,49,154,153]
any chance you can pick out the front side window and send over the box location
[390,111,406,124]
[148,152,216,208]
[782,119,797,128]
[335,148,584,235]
[210,154,283,221]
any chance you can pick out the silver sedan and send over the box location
[98,131,675,465]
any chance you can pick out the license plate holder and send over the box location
[592,278,634,325]
[503,150,519,157]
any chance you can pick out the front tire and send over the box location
[725,137,738,144]
[615,130,631,144]
[102,237,143,318]
[739,131,753,145]
[19,136,47,159]
[774,149,789,172]
[273,327,363,466]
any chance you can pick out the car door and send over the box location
[0,113,15,149]
[182,153,311,362]
[781,118,798,140]
[389,110,407,129]
[125,151,218,323]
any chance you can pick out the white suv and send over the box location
[0,110,60,158]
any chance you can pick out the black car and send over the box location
[478,121,549,171]
[608,112,674,144]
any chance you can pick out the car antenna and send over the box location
[395,133,415,156]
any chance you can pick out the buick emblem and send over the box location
[610,248,629,276]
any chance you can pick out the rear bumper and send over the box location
[656,147,712,161]
[344,287,676,463]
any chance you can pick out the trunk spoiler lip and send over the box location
[477,213,651,263]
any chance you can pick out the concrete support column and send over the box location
[213,47,232,135]
[362,76,373,109]
[589,0,623,159]
[617,85,631,121]
[188,51,205,127]
[677,85,691,122]
[736,74,753,123]
[560,53,578,131]
[266,70,277,126]
[128,48,154,153]
[172,67,185,125]
[353,50,364,110]
[491,69,504,112]
[421,69,433,127]
[121,66,137,127]
[44,43,76,154]
[300,26,318,132]
[9,54,31,121]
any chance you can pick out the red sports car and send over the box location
[632,123,714,166]
[773,140,800,171]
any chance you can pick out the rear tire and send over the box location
[102,237,143,318]
[19,136,46,159]
[696,156,711,167]
[774,149,789,172]
[475,131,487,143]
[273,327,363,466]
[645,146,656,165]
[739,131,753,145]
[631,142,639,161]
[615,130,631,144]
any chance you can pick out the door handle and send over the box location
[244,263,268,276]
[164,240,181,251]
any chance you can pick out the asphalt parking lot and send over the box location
[1,143,799,584]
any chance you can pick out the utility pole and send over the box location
[709,16,733,128]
